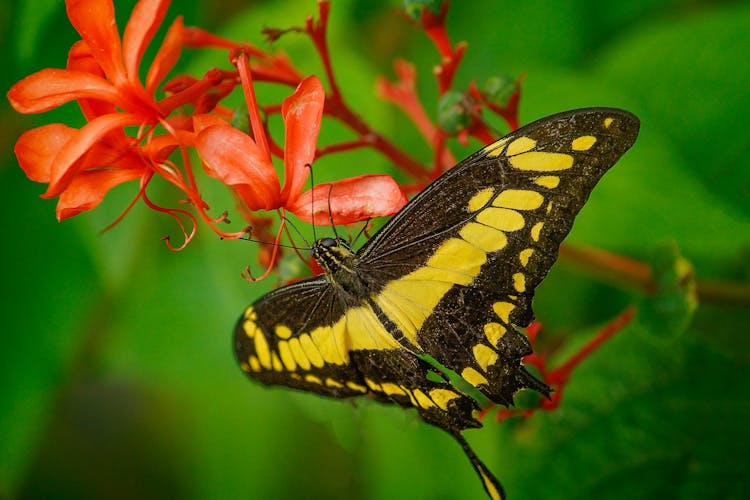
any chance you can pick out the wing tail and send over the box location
[452,431,506,500]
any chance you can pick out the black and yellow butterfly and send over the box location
[234,108,639,499]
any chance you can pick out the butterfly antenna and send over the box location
[281,213,311,249]
[351,218,371,248]
[306,163,318,242]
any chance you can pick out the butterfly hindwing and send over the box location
[236,275,480,431]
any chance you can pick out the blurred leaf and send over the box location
[0,169,99,497]
[597,2,750,218]
[637,242,697,338]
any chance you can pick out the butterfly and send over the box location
[234,108,639,499]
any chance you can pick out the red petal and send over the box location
[192,113,229,133]
[67,40,104,76]
[66,0,126,85]
[122,0,170,82]
[195,124,281,210]
[7,68,121,114]
[291,174,408,225]
[279,75,324,204]
[56,168,143,221]
[145,16,183,93]
[43,112,144,198]
[67,41,117,120]
[14,124,77,183]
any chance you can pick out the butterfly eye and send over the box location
[319,237,337,248]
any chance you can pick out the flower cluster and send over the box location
[7,0,420,255]
[9,0,521,259]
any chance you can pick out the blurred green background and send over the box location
[1,0,749,498]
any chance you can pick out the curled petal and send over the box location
[291,174,408,225]
[123,0,170,82]
[56,168,144,221]
[7,68,121,114]
[195,124,281,210]
[66,0,126,85]
[43,112,144,198]
[14,124,77,183]
[145,16,184,93]
[67,40,103,76]
[279,75,324,204]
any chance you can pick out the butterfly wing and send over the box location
[357,108,640,404]
[235,273,483,433]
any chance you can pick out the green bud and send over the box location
[483,75,517,108]
[403,0,443,21]
[231,108,250,133]
[438,90,471,135]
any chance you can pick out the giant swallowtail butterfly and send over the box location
[235,108,639,499]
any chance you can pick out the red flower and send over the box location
[195,73,407,225]
[7,0,218,230]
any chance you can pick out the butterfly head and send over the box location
[311,237,354,274]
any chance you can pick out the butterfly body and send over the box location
[235,108,640,499]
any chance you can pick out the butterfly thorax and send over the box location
[311,237,366,295]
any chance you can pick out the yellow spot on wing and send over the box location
[310,323,346,365]
[473,344,499,370]
[493,302,514,323]
[288,337,311,370]
[483,137,510,157]
[325,378,344,388]
[513,272,526,293]
[430,389,461,410]
[533,175,560,189]
[476,207,525,232]
[480,469,503,500]
[243,321,257,338]
[531,222,544,241]
[248,355,261,372]
[510,151,574,171]
[604,117,614,128]
[345,304,402,350]
[240,361,250,372]
[277,341,296,371]
[304,374,322,384]
[506,136,537,156]
[519,248,533,266]
[299,334,325,368]
[572,135,597,151]
[271,352,283,371]
[493,189,544,210]
[274,324,292,339]
[346,381,367,393]
[254,330,271,369]
[381,383,407,396]
[428,238,487,281]
[365,378,381,391]
[459,222,508,253]
[244,306,257,321]
[468,188,495,212]
[483,322,506,346]
[461,367,489,386]
[413,389,435,408]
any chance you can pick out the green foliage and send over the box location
[1,0,748,499]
